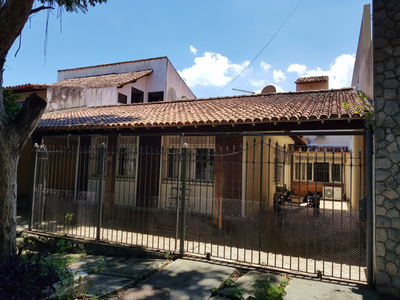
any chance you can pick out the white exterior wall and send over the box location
[45,86,117,113]
[305,135,352,147]
[166,60,196,100]
[117,77,148,103]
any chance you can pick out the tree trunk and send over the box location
[0,0,46,260]
[0,76,47,260]
[0,146,19,259]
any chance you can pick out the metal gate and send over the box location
[29,133,369,282]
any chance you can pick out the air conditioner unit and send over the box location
[324,187,342,200]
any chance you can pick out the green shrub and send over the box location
[248,277,288,300]
[0,247,73,299]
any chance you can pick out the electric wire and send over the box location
[211,0,303,97]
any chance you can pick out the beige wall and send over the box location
[296,81,328,91]
[243,135,293,214]
[16,90,47,103]
[159,136,215,213]
[348,135,365,210]
[351,4,373,99]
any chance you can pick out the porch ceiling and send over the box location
[37,87,370,132]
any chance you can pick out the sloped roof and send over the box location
[51,70,153,88]
[58,56,166,72]
[4,84,48,92]
[37,88,370,131]
[295,76,329,84]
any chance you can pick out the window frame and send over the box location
[148,91,164,102]
[131,87,144,103]
[195,148,215,182]
[118,93,127,104]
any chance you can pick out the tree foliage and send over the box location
[2,89,22,119]
[35,0,107,13]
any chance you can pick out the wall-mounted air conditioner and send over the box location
[324,187,342,200]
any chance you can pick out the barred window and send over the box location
[195,149,214,182]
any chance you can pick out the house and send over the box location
[26,84,368,216]
[23,82,371,283]
[8,49,372,282]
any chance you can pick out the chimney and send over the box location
[295,76,329,91]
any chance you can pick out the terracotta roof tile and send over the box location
[58,56,166,72]
[295,76,329,84]
[38,88,371,131]
[51,70,153,88]
[4,83,48,92]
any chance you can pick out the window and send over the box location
[148,91,164,102]
[89,137,108,177]
[195,149,214,182]
[294,162,312,181]
[167,148,180,179]
[314,162,329,182]
[166,148,214,182]
[332,163,342,182]
[117,147,136,177]
[131,87,144,103]
[118,93,127,104]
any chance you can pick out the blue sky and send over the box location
[4,0,371,99]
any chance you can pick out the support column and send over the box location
[373,0,400,296]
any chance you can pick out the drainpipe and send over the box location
[366,127,373,288]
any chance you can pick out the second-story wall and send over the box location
[46,86,117,112]
[166,60,196,100]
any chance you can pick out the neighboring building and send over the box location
[47,56,196,112]
[352,4,373,99]
[295,76,329,91]
[4,83,48,106]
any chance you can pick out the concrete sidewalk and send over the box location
[116,258,382,300]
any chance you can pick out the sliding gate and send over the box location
[29,133,369,282]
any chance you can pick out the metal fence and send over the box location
[29,134,367,282]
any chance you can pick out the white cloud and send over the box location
[273,70,286,83]
[190,45,198,55]
[273,84,285,92]
[287,63,307,76]
[260,61,271,71]
[179,52,249,87]
[326,54,355,88]
[250,79,266,87]
[288,54,355,89]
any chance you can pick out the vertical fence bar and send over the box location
[96,143,106,242]
[366,128,373,288]
[179,143,188,257]
[28,143,40,231]
[258,136,264,265]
